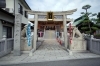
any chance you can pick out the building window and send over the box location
[3,26,12,38]
[18,4,23,15]
[0,0,6,8]
[24,11,28,18]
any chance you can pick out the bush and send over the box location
[94,34,100,39]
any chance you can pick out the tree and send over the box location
[91,12,100,24]
[97,12,100,24]
[81,4,98,35]
[80,14,98,34]
[97,12,100,19]
[91,12,100,28]
[82,5,91,14]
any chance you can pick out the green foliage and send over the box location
[81,27,88,30]
[91,18,96,22]
[96,12,100,24]
[80,4,99,35]
[91,27,98,30]
[82,22,88,25]
[81,12,85,14]
[86,31,91,34]
[97,19,100,22]
[83,20,90,22]
[97,12,100,19]
[82,4,91,10]
[81,16,90,25]
[92,13,97,16]
[93,24,99,27]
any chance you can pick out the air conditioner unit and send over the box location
[2,8,14,14]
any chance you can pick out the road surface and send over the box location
[1,58,100,66]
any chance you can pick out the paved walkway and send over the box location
[0,39,100,65]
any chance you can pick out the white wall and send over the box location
[6,0,14,9]
[14,0,28,24]
[6,0,28,24]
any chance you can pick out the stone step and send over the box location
[44,30,56,39]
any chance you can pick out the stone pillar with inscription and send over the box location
[63,14,68,49]
[14,14,22,56]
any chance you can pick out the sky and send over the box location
[26,0,100,20]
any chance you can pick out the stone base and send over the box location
[69,38,87,52]
[29,49,36,56]
[67,49,89,55]
[21,38,32,51]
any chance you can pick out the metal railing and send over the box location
[0,38,14,58]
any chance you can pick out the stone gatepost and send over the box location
[63,14,68,49]
[33,14,38,50]
[14,14,22,56]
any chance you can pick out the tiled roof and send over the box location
[72,16,86,26]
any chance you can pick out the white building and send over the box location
[0,0,31,39]
[1,0,31,24]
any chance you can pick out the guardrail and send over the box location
[0,38,14,57]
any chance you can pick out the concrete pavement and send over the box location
[2,58,100,66]
[0,39,100,65]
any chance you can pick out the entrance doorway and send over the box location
[45,26,55,30]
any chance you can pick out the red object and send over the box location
[56,38,62,45]
[70,37,72,44]
[69,23,72,44]
[56,38,59,42]
[69,23,72,35]
[59,40,61,45]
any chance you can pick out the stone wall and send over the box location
[70,38,86,51]
[21,38,32,51]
